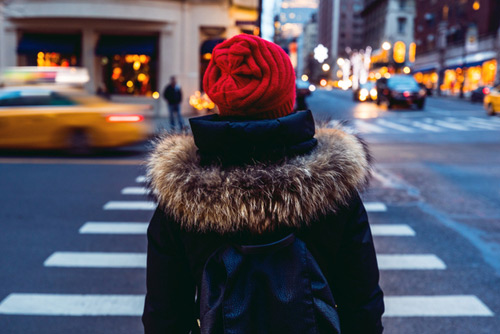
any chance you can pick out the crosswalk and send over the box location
[0,175,494,320]
[330,116,500,135]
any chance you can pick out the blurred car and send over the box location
[376,75,426,110]
[484,84,500,116]
[0,87,153,152]
[353,81,377,102]
[470,86,492,103]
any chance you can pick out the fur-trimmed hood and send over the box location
[147,126,372,234]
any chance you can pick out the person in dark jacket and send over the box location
[163,76,184,131]
[143,34,384,334]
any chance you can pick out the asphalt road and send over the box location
[0,89,499,333]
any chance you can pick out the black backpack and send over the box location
[199,233,341,334]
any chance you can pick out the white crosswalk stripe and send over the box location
[409,121,443,132]
[384,295,494,317]
[371,224,416,236]
[364,202,387,212]
[135,175,148,183]
[354,120,387,133]
[377,254,446,270]
[121,187,150,195]
[44,252,147,268]
[103,201,157,210]
[376,119,415,132]
[0,293,144,316]
[79,222,148,234]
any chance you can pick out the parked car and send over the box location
[295,79,313,111]
[376,75,426,110]
[0,86,153,152]
[484,85,500,116]
[353,81,377,102]
[470,86,492,103]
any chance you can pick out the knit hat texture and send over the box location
[203,34,296,119]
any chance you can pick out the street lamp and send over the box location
[337,58,345,66]
[382,41,391,51]
[322,63,330,71]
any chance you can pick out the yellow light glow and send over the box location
[359,95,367,102]
[370,88,378,99]
[125,55,134,63]
[113,67,122,76]
[473,1,480,10]
[384,73,391,79]
[37,52,44,59]
[301,74,309,81]
[133,61,141,71]
[140,55,148,63]
[203,53,212,60]
[152,91,160,99]
[382,42,391,51]
[322,63,330,71]
[320,79,327,87]
[138,73,147,82]
[126,80,134,88]
[133,55,140,62]
[409,42,416,63]
[403,66,411,74]
[375,73,382,79]
[337,58,345,66]
[337,70,343,78]
[393,41,406,63]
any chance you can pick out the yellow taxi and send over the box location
[484,84,500,116]
[0,86,153,152]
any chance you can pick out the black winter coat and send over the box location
[163,84,182,105]
[143,111,384,334]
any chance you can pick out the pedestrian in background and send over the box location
[143,34,384,334]
[162,76,184,131]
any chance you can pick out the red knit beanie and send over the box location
[203,34,296,119]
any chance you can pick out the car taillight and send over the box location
[483,87,490,95]
[403,91,410,97]
[106,115,144,122]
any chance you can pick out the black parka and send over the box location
[143,111,384,334]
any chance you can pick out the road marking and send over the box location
[371,224,416,236]
[103,201,156,210]
[0,293,144,316]
[410,121,443,132]
[377,254,446,270]
[467,117,500,129]
[136,175,148,183]
[376,119,415,133]
[365,202,387,212]
[469,116,500,124]
[384,295,494,317]
[79,222,148,234]
[44,252,147,268]
[121,187,150,195]
[354,120,387,133]
[432,120,469,131]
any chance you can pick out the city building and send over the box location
[0,0,258,115]
[318,0,364,62]
[361,0,416,73]
[301,13,320,81]
[412,0,500,96]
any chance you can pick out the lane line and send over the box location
[121,187,150,195]
[0,158,144,166]
[377,254,446,270]
[371,224,416,236]
[384,295,494,317]
[0,293,144,316]
[79,222,148,234]
[136,175,148,183]
[365,202,388,212]
[410,121,443,132]
[353,120,387,133]
[432,120,469,131]
[103,201,157,210]
[44,252,147,268]
[376,119,415,133]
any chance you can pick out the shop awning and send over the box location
[444,51,497,69]
[17,33,81,54]
[200,38,225,55]
[95,35,157,56]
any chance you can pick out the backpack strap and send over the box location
[234,233,296,255]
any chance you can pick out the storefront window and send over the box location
[36,52,77,67]
[17,33,81,68]
[101,54,155,96]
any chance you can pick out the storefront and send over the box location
[413,67,438,91]
[439,59,497,96]
[17,33,81,67]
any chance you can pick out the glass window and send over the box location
[398,17,407,34]
[400,0,407,8]
[0,91,75,107]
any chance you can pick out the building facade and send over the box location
[0,0,258,115]
[412,0,500,96]
[361,0,415,72]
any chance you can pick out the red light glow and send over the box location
[403,91,410,97]
[106,115,144,123]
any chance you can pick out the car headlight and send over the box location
[419,89,426,96]
[370,88,377,98]
[360,88,368,96]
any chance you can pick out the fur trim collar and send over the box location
[147,128,371,234]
